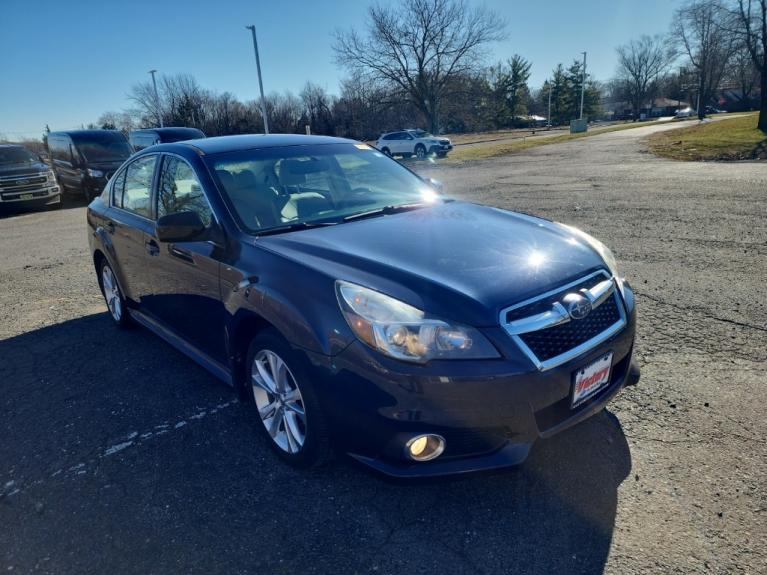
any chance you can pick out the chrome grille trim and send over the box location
[500,270,627,371]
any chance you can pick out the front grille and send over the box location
[506,274,606,323]
[500,270,627,370]
[0,173,48,192]
[519,295,621,361]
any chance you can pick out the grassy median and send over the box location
[446,121,661,162]
[648,112,766,161]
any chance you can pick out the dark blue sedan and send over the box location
[87,134,639,477]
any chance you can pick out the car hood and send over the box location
[86,161,126,173]
[257,202,608,326]
[0,162,49,177]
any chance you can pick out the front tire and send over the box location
[99,259,131,328]
[415,144,426,160]
[246,329,331,468]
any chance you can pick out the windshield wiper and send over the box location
[255,220,337,237]
[342,202,429,222]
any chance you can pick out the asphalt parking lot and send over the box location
[1,123,765,574]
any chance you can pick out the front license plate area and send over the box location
[571,352,614,408]
[21,194,34,200]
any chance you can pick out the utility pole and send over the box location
[246,25,269,134]
[579,51,587,120]
[547,80,552,128]
[148,69,163,128]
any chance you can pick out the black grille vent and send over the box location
[519,295,621,361]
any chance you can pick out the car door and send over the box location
[104,154,159,305]
[50,137,79,191]
[140,153,227,363]
[396,132,414,154]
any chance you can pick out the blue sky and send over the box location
[0,0,682,139]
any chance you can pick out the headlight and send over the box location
[46,170,57,183]
[336,281,499,363]
[87,168,104,178]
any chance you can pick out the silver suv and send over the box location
[375,129,453,159]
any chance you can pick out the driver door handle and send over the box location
[145,239,160,256]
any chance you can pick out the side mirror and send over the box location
[156,211,206,242]
[424,177,444,193]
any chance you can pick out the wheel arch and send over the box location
[228,311,279,396]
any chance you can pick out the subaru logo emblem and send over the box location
[564,293,592,320]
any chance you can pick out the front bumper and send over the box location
[0,186,60,206]
[306,286,638,477]
[428,144,453,155]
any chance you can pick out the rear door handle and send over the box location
[145,239,160,256]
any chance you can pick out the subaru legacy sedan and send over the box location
[87,134,639,477]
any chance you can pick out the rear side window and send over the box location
[120,155,156,218]
[111,170,126,206]
[157,156,212,226]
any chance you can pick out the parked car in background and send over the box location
[674,107,695,118]
[376,129,452,159]
[0,144,60,210]
[88,134,639,477]
[704,106,724,115]
[129,127,206,152]
[48,130,133,200]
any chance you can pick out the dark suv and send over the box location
[87,134,639,477]
[128,127,206,152]
[0,144,60,209]
[48,130,133,200]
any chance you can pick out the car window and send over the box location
[157,155,213,226]
[207,143,438,233]
[121,155,156,218]
[111,170,126,207]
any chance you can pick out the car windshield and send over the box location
[207,143,441,233]
[73,137,133,162]
[411,130,432,138]
[0,147,37,165]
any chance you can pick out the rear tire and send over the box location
[381,147,391,157]
[415,144,426,160]
[245,329,331,468]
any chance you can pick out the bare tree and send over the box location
[734,0,767,130]
[333,0,506,133]
[672,1,737,119]
[615,35,674,119]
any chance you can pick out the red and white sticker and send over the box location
[572,352,613,407]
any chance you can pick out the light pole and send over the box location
[579,51,587,120]
[246,25,269,134]
[148,69,163,128]
[547,79,552,128]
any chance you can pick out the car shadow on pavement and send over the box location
[0,312,631,575]
[0,195,89,219]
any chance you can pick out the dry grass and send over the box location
[648,113,766,161]
[446,121,660,162]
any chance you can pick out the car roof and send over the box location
[150,133,357,155]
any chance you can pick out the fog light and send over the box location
[405,434,445,461]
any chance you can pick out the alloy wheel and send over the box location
[416,146,426,159]
[101,265,122,322]
[251,349,307,454]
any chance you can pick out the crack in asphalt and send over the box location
[635,290,767,333]
[0,400,237,500]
